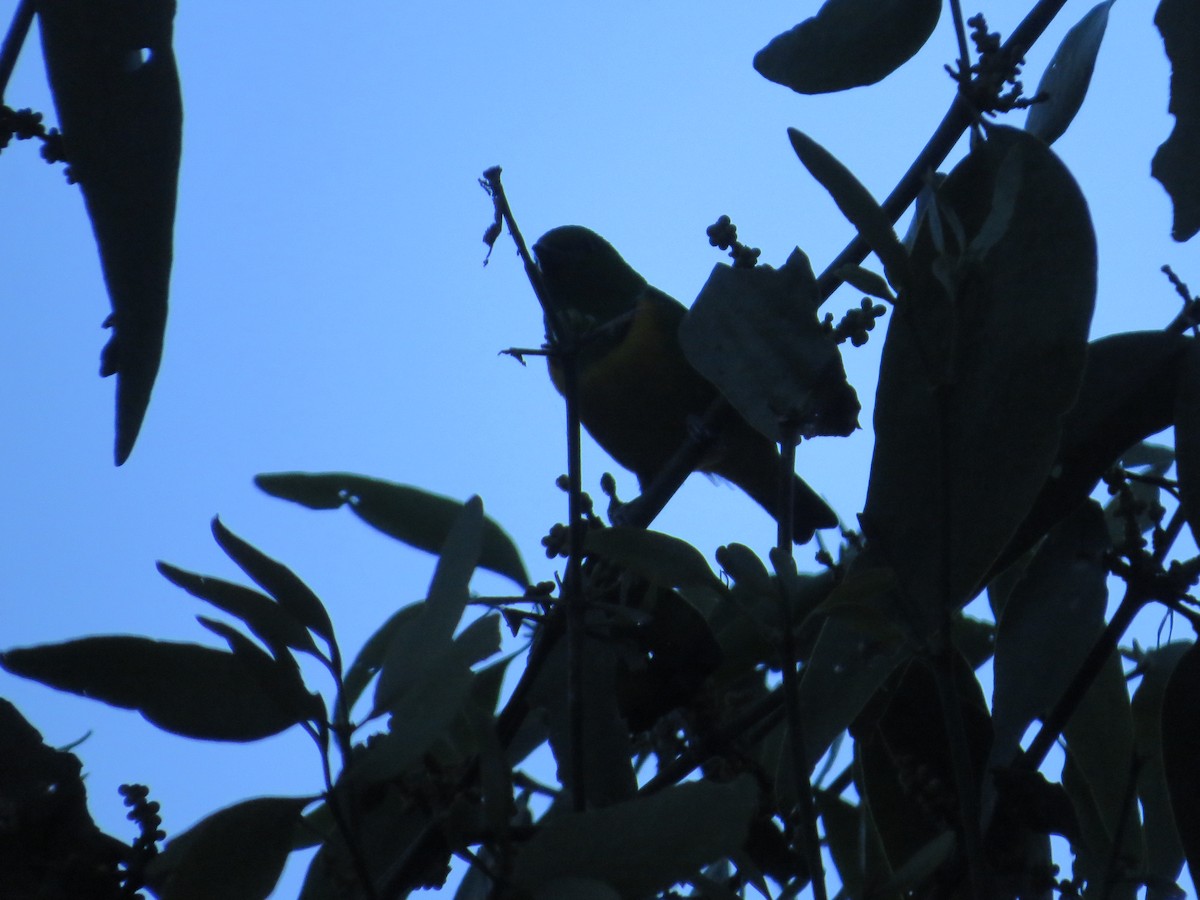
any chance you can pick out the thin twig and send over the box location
[0,0,35,104]
[482,167,588,810]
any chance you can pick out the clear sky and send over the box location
[2,1,1193,896]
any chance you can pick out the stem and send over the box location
[481,167,587,809]
[775,422,827,900]
[0,0,35,104]
[814,0,1073,304]
[1018,584,1146,773]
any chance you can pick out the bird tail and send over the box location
[714,440,837,544]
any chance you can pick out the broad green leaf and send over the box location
[863,126,1096,629]
[989,501,1109,771]
[1132,642,1190,898]
[211,517,335,645]
[36,0,182,464]
[788,128,909,288]
[584,527,725,596]
[510,776,758,896]
[754,0,940,94]
[1,637,304,741]
[1025,1,1116,146]
[1162,640,1200,891]
[255,473,528,587]
[1152,0,1200,241]
[996,331,1189,578]
[679,248,860,445]
[145,796,310,900]
[156,562,318,658]
[195,617,322,725]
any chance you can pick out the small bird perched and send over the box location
[533,225,837,543]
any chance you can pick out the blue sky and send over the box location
[2,1,1193,896]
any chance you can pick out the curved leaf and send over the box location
[584,527,725,596]
[754,0,940,94]
[788,128,909,287]
[1025,1,1115,146]
[863,126,1096,626]
[211,517,335,645]
[145,796,310,900]
[1162,640,1200,891]
[36,0,182,464]
[1152,0,1200,241]
[255,473,528,587]
[1,637,305,741]
[510,776,758,896]
[1174,342,1200,547]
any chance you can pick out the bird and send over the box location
[532,225,838,543]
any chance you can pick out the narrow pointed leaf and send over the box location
[788,128,909,287]
[1,637,305,740]
[211,517,334,644]
[584,527,725,595]
[156,561,317,658]
[255,473,528,587]
[754,0,940,94]
[36,0,182,464]
[1025,1,1115,146]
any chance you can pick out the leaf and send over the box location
[1174,343,1200,547]
[1152,0,1200,241]
[995,331,1189,577]
[584,527,725,596]
[145,796,310,900]
[1,637,306,741]
[156,562,318,659]
[1162,640,1200,891]
[1131,642,1191,897]
[1025,0,1116,146]
[679,248,860,444]
[210,517,335,645]
[510,776,759,896]
[788,128,909,288]
[988,501,1110,771]
[35,0,182,464]
[340,604,423,711]
[754,0,940,94]
[862,126,1096,628]
[255,473,528,587]
[1062,647,1142,893]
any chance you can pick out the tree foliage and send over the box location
[3,0,1200,898]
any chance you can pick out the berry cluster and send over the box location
[706,215,761,269]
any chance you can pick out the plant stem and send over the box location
[0,0,35,104]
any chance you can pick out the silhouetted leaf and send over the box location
[1174,343,1200,547]
[989,501,1109,771]
[1,637,305,741]
[788,128,909,287]
[211,517,335,645]
[754,0,940,94]
[510,776,758,895]
[584,527,724,596]
[1162,640,1200,891]
[1152,0,1200,241]
[36,0,182,464]
[863,126,1096,627]
[255,473,528,587]
[1062,648,1142,894]
[996,331,1189,577]
[156,562,318,659]
[1025,1,1115,145]
[1132,642,1190,897]
[680,248,860,443]
[145,796,310,900]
